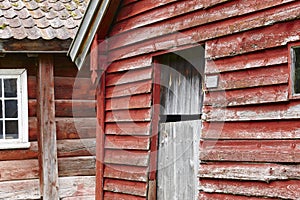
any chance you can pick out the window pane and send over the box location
[0,121,2,139]
[4,79,17,97]
[5,100,18,118]
[0,79,2,97]
[294,48,300,94]
[0,100,2,119]
[5,120,18,139]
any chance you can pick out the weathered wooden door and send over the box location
[156,48,204,200]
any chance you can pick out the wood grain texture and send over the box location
[104,164,148,182]
[58,156,95,177]
[199,192,277,200]
[104,191,146,200]
[201,140,300,162]
[106,94,152,111]
[37,54,59,199]
[199,162,300,182]
[104,179,147,197]
[105,109,151,122]
[104,149,149,166]
[202,120,300,139]
[105,122,150,136]
[105,135,150,150]
[200,179,300,199]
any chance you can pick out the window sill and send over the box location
[0,142,30,149]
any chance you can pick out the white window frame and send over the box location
[0,69,29,149]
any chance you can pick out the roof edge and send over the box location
[68,0,109,70]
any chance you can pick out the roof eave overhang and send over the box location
[68,0,110,70]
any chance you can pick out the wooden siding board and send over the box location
[209,64,289,91]
[203,101,300,121]
[206,17,300,59]
[205,47,287,74]
[201,140,300,163]
[204,84,289,107]
[199,192,277,200]
[0,179,40,200]
[105,135,150,150]
[199,179,300,199]
[104,191,146,200]
[199,162,300,182]
[29,117,96,141]
[106,79,152,98]
[109,0,297,50]
[58,156,96,177]
[107,55,152,73]
[106,67,152,86]
[202,120,300,139]
[106,94,152,111]
[104,179,147,197]
[105,122,151,136]
[109,1,300,62]
[0,159,39,182]
[104,164,148,182]
[105,109,151,122]
[59,176,95,198]
[56,139,96,158]
[112,0,228,35]
[104,149,149,167]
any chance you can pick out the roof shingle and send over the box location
[0,0,89,40]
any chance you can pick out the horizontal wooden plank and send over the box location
[29,117,96,141]
[0,159,39,182]
[199,192,277,200]
[106,94,152,110]
[204,84,289,107]
[206,18,300,59]
[104,179,147,197]
[105,109,151,122]
[200,179,300,199]
[110,0,296,50]
[0,139,95,161]
[58,156,95,177]
[112,0,226,35]
[210,64,288,91]
[55,100,96,117]
[200,162,300,182]
[57,139,96,158]
[104,191,146,200]
[0,142,38,161]
[29,100,96,117]
[0,179,40,200]
[61,196,95,200]
[109,1,300,62]
[105,122,150,136]
[201,140,300,162]
[115,0,178,23]
[202,120,300,139]
[28,77,96,100]
[205,47,287,73]
[106,79,152,98]
[104,164,148,182]
[104,149,149,166]
[59,176,95,198]
[105,135,150,150]
[203,100,300,121]
[107,55,152,73]
[0,176,95,200]
[106,67,152,86]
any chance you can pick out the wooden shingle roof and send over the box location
[0,0,89,52]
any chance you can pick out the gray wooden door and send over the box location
[157,121,201,200]
[156,48,204,200]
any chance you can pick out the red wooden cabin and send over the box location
[70,0,300,199]
[0,0,97,199]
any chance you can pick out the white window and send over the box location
[0,69,29,149]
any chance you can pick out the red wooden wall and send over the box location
[0,54,96,199]
[100,0,300,199]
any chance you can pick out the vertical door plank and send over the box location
[37,54,59,199]
[157,121,200,200]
